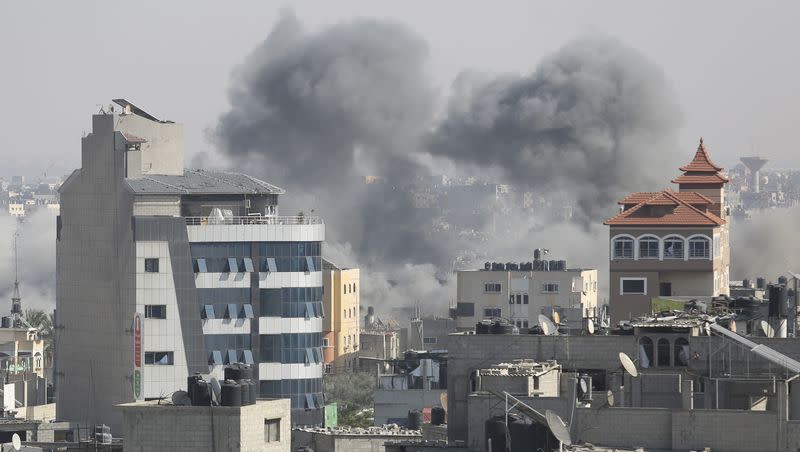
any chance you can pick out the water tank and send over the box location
[490,321,517,335]
[431,406,446,425]
[249,380,258,404]
[527,325,544,335]
[187,374,201,404]
[484,262,491,270]
[509,417,534,452]
[779,276,788,285]
[558,260,567,271]
[485,416,510,452]
[549,260,558,272]
[193,379,212,406]
[769,284,788,317]
[407,409,423,429]
[476,322,491,334]
[506,262,518,271]
[520,262,532,271]
[0,317,9,328]
[742,278,751,289]
[224,365,243,381]
[757,277,766,289]
[239,379,253,405]
[220,381,242,407]
[534,249,542,260]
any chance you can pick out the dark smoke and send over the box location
[427,34,682,225]
[216,14,683,312]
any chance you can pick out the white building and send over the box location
[56,99,325,432]
[454,260,598,330]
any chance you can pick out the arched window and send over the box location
[688,236,710,259]
[638,236,660,259]
[613,236,634,259]
[674,338,690,366]
[663,235,685,259]
[657,338,671,367]
[639,337,653,368]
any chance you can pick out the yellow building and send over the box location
[322,259,360,373]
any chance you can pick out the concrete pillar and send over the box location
[681,378,694,410]
[789,380,800,420]
[631,374,642,407]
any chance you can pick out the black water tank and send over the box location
[742,278,751,289]
[239,364,253,380]
[0,317,9,328]
[509,417,534,452]
[187,374,201,404]
[779,276,788,285]
[193,379,212,406]
[224,364,243,381]
[484,262,491,270]
[431,406,446,425]
[769,284,788,317]
[249,380,258,404]
[486,416,510,452]
[220,381,242,407]
[558,260,567,271]
[490,322,517,335]
[407,409,423,429]
[476,322,491,334]
[757,277,766,289]
[239,379,252,405]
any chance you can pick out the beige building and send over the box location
[118,398,291,452]
[454,262,598,331]
[605,138,730,322]
[322,260,360,373]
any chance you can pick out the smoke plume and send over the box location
[730,209,800,282]
[215,13,683,314]
[0,209,57,312]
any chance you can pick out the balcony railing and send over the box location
[185,215,323,226]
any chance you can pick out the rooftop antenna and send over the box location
[11,233,22,328]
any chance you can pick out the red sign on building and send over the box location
[134,313,141,367]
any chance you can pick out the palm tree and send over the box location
[24,308,54,363]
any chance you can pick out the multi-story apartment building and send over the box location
[454,259,598,331]
[321,259,360,373]
[56,100,325,431]
[605,138,730,322]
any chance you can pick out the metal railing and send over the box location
[185,215,322,226]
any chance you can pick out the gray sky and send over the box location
[2,1,799,178]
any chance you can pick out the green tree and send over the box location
[24,308,54,362]
[324,372,376,427]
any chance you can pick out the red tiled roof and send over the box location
[619,190,713,205]
[680,138,723,172]
[605,190,725,226]
[671,173,729,184]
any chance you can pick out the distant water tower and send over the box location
[740,157,768,193]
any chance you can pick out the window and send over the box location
[423,337,437,344]
[305,256,316,272]
[657,338,671,367]
[323,338,329,347]
[688,236,710,259]
[227,257,240,273]
[226,349,238,364]
[242,257,255,273]
[522,320,529,328]
[620,278,646,295]
[241,350,255,365]
[144,351,173,365]
[484,283,502,293]
[674,338,690,366]
[209,350,223,365]
[638,236,660,259]
[613,237,634,259]
[541,283,559,294]
[241,304,254,319]
[265,418,281,442]
[456,302,475,317]
[509,294,514,305]
[353,283,357,293]
[265,258,277,273]
[483,307,501,318]
[663,236,684,259]
[639,337,653,368]
[523,294,529,304]
[144,305,166,319]
[515,294,522,304]
[225,303,239,319]
[144,258,159,273]
[201,305,215,319]
[343,284,348,294]
[194,258,208,273]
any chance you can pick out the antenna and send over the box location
[538,314,558,336]
[544,410,572,446]
[11,232,22,328]
[619,352,639,378]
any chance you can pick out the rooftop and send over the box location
[125,169,285,195]
[294,425,422,437]
[605,189,725,226]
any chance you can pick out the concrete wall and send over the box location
[373,389,446,425]
[292,430,422,452]
[120,399,290,452]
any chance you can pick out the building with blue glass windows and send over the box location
[56,100,325,432]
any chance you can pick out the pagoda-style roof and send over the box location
[671,138,729,185]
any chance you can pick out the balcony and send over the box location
[185,215,322,226]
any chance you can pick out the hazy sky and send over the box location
[2,1,799,178]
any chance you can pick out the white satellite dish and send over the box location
[545,410,572,446]
[552,311,561,325]
[172,390,191,406]
[538,314,558,336]
[606,390,615,407]
[760,320,774,338]
[209,377,222,405]
[619,352,639,378]
[587,318,595,335]
[579,378,588,394]
[11,433,20,451]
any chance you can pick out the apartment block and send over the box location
[321,259,360,373]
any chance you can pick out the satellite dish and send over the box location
[210,377,222,405]
[545,410,572,446]
[619,352,639,378]
[579,378,588,394]
[587,318,595,335]
[730,319,737,333]
[11,433,20,451]
[538,314,558,336]
[552,311,561,325]
[760,320,774,338]
[172,390,191,406]
[606,390,615,407]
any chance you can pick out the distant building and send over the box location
[57,99,325,431]
[293,425,421,452]
[407,316,456,351]
[8,203,24,217]
[321,259,360,373]
[453,259,598,331]
[118,398,290,452]
[605,139,730,322]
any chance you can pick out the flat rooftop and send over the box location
[126,169,285,195]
